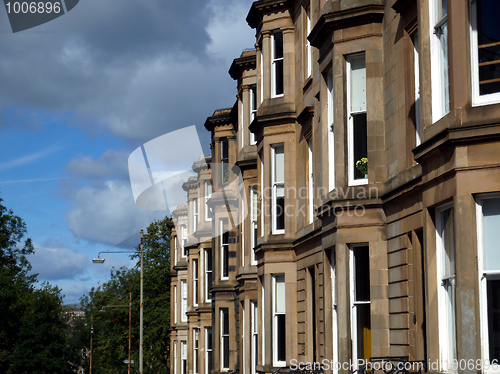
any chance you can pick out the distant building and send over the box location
[171,1,500,374]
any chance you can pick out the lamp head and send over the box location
[92,258,105,264]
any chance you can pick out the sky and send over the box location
[0,0,256,304]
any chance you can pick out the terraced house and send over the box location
[170,1,500,374]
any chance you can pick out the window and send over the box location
[173,235,177,266]
[205,248,212,302]
[221,138,229,184]
[181,279,187,322]
[413,33,421,146]
[271,144,285,234]
[192,198,198,233]
[308,138,314,224]
[194,329,199,374]
[174,285,178,324]
[181,225,187,257]
[206,327,213,374]
[205,182,212,221]
[271,30,284,97]
[260,47,264,103]
[241,98,245,148]
[221,308,230,370]
[431,0,450,120]
[478,196,500,368]
[250,186,258,265]
[220,218,229,280]
[350,245,371,364]
[347,54,368,185]
[260,153,264,236]
[331,251,339,374]
[327,69,335,190]
[174,341,177,374]
[250,85,257,145]
[436,204,456,371]
[261,279,266,365]
[307,267,317,362]
[273,274,286,366]
[193,259,199,307]
[242,303,246,374]
[305,5,312,78]
[181,340,187,374]
[251,301,259,374]
[471,0,500,105]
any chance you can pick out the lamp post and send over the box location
[93,230,144,374]
[100,292,132,374]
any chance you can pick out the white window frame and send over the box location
[436,202,457,372]
[205,327,213,374]
[205,248,212,302]
[192,198,198,233]
[413,33,421,146]
[250,85,257,145]
[306,5,312,78]
[331,250,339,374]
[220,308,230,371]
[349,244,370,365]
[327,69,335,191]
[241,196,245,267]
[476,194,500,372]
[272,273,286,367]
[470,0,500,106]
[220,219,229,280]
[261,279,266,365]
[430,0,450,121]
[194,328,199,374]
[250,186,258,265]
[181,279,187,322]
[174,341,177,374]
[251,300,259,374]
[347,53,368,186]
[260,48,264,103]
[271,30,284,98]
[205,182,212,221]
[181,225,187,257]
[271,144,285,234]
[260,154,264,236]
[242,303,246,374]
[174,285,178,324]
[173,235,177,266]
[241,97,245,148]
[193,259,199,307]
[181,340,187,374]
[308,138,314,224]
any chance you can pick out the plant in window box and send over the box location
[356,158,368,178]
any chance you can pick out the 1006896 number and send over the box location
[5,2,61,14]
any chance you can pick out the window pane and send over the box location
[350,56,366,113]
[435,0,447,21]
[483,198,500,271]
[487,279,500,361]
[275,274,285,313]
[477,0,500,95]
[277,314,286,361]
[354,246,370,302]
[274,145,285,183]
[441,208,455,277]
[356,303,371,362]
[274,31,283,59]
[353,113,368,180]
[276,196,285,231]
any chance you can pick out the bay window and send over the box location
[193,259,199,306]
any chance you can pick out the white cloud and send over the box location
[66,179,165,246]
[29,241,88,281]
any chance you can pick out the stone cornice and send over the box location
[229,50,257,80]
[204,108,233,132]
[246,0,293,29]
[309,5,385,48]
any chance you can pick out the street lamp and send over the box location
[99,293,132,374]
[92,230,144,374]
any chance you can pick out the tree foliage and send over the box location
[80,216,172,373]
[0,196,80,373]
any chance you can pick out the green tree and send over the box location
[81,216,172,373]
[0,196,81,373]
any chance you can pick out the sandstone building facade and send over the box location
[170,1,500,374]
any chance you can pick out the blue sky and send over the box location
[0,0,255,303]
